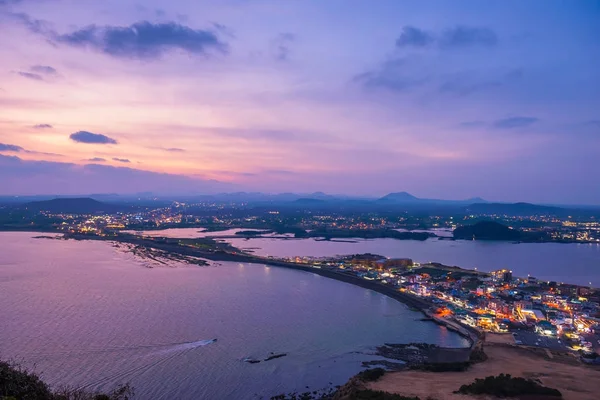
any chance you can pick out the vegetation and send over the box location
[347,390,419,400]
[357,368,386,382]
[453,220,551,242]
[270,388,419,400]
[0,360,133,400]
[410,362,471,372]
[304,228,432,241]
[455,373,562,398]
[453,221,524,241]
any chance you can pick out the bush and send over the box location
[410,362,470,372]
[455,373,562,398]
[352,390,419,400]
[0,360,53,400]
[0,359,133,400]
[357,368,386,382]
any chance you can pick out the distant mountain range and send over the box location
[376,191,487,205]
[21,198,131,214]
[1,191,598,216]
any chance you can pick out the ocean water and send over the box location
[225,236,600,286]
[0,232,467,399]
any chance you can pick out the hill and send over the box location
[465,202,566,216]
[22,198,127,214]
[453,221,524,241]
[294,198,327,204]
[377,192,487,207]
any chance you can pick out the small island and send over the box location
[453,221,546,242]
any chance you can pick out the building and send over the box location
[477,314,495,329]
[491,269,513,283]
[536,320,557,336]
[527,276,538,286]
[521,308,546,321]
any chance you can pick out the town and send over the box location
[3,196,600,244]
[289,253,600,361]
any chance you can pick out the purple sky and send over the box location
[1,0,599,203]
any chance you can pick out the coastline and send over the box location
[63,232,483,347]
[42,231,481,348]
[11,231,599,399]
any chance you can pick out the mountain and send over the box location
[465,197,487,203]
[377,192,487,206]
[22,198,129,214]
[377,192,420,203]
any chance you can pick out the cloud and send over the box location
[213,127,325,142]
[493,116,539,129]
[0,143,24,152]
[112,157,130,163]
[17,71,43,81]
[353,58,429,92]
[149,146,186,152]
[440,26,498,48]
[396,26,434,48]
[70,131,118,144]
[0,0,27,6]
[0,142,61,156]
[439,78,502,96]
[30,65,57,75]
[54,20,228,60]
[271,32,295,61]
[33,123,53,129]
[263,169,295,175]
[5,12,49,34]
[14,65,58,82]
[394,25,498,51]
[0,154,232,195]
[438,68,522,97]
[87,157,106,162]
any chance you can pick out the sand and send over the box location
[368,340,600,400]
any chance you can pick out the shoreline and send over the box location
[60,231,483,347]
[3,226,600,244]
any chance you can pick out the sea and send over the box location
[128,227,600,286]
[0,232,469,400]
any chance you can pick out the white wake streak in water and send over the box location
[24,339,217,360]
[76,339,217,391]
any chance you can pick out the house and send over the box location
[536,320,557,336]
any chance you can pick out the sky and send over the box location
[1,0,599,203]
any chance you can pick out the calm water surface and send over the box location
[129,228,600,286]
[226,236,600,286]
[0,233,467,400]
